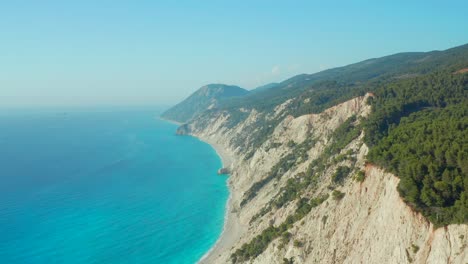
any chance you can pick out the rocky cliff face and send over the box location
[183,94,467,264]
[252,165,468,264]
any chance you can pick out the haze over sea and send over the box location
[0,108,228,263]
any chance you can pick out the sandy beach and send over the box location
[160,117,242,263]
[196,137,242,264]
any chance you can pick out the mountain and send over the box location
[161,84,249,123]
[224,43,468,114]
[250,82,280,93]
[170,43,468,263]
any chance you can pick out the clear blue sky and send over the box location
[1,0,467,107]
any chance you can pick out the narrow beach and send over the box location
[197,137,242,264]
[161,117,241,263]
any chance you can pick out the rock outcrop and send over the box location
[176,124,191,135]
[218,168,230,175]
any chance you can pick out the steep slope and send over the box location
[185,95,467,264]
[168,43,468,263]
[161,84,249,123]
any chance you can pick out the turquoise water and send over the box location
[0,108,228,264]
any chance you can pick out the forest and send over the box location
[365,71,467,225]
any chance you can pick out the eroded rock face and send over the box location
[185,94,467,264]
[254,166,468,264]
[218,168,230,175]
[176,124,191,135]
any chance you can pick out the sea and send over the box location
[0,107,228,264]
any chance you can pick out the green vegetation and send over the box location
[232,195,328,263]
[230,45,468,263]
[223,44,468,118]
[411,244,420,253]
[249,205,272,224]
[365,72,468,226]
[251,116,361,221]
[324,116,361,158]
[332,190,345,200]
[241,55,466,230]
[225,109,250,129]
[367,105,468,225]
[364,72,467,146]
[306,115,361,180]
[169,44,468,238]
[273,176,306,209]
[161,84,248,123]
[243,118,282,160]
[248,136,320,223]
[242,136,317,207]
[332,166,352,184]
[355,170,366,182]
[247,67,467,229]
[209,49,468,228]
[293,239,303,247]
[241,153,297,207]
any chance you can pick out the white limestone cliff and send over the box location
[186,94,467,264]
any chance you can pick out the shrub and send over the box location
[231,194,328,263]
[355,170,366,182]
[332,190,345,200]
[293,239,303,247]
[411,244,420,253]
[332,166,351,183]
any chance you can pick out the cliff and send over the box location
[184,94,467,264]
[164,43,468,263]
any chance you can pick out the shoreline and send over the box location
[160,117,240,263]
[196,136,240,264]
[157,116,183,126]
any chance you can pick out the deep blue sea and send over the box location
[0,108,228,264]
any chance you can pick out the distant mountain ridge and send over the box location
[250,83,280,93]
[222,43,468,113]
[161,84,249,123]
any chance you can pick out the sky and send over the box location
[1,0,467,107]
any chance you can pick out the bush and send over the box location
[293,240,303,247]
[411,244,420,253]
[355,170,366,182]
[241,153,297,206]
[332,166,351,184]
[332,190,345,200]
[231,194,328,263]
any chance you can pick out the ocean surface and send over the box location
[0,108,228,264]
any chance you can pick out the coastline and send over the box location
[160,117,240,263]
[158,116,182,126]
[196,137,240,264]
